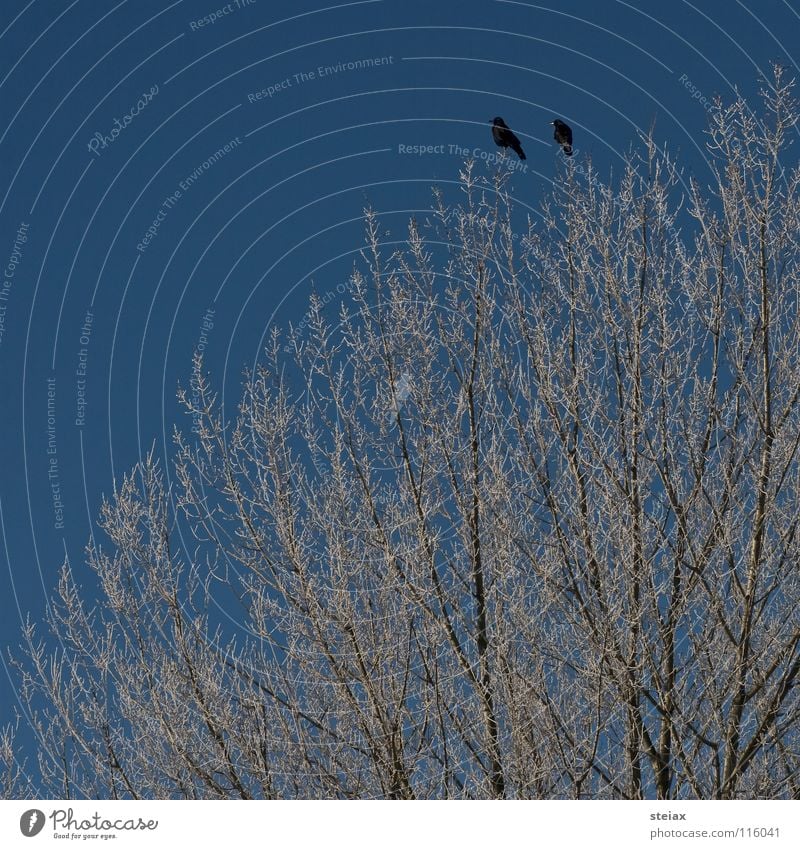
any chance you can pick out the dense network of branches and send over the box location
[4,69,800,799]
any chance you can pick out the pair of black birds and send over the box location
[491,117,573,160]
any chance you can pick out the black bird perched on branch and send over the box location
[551,119,573,156]
[491,117,526,160]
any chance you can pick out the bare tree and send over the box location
[6,68,800,799]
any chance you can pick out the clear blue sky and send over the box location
[0,0,798,735]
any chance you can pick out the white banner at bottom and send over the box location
[0,799,797,849]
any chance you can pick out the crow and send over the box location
[551,119,573,156]
[491,117,526,160]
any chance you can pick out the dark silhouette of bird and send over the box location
[551,119,573,156]
[491,117,526,160]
